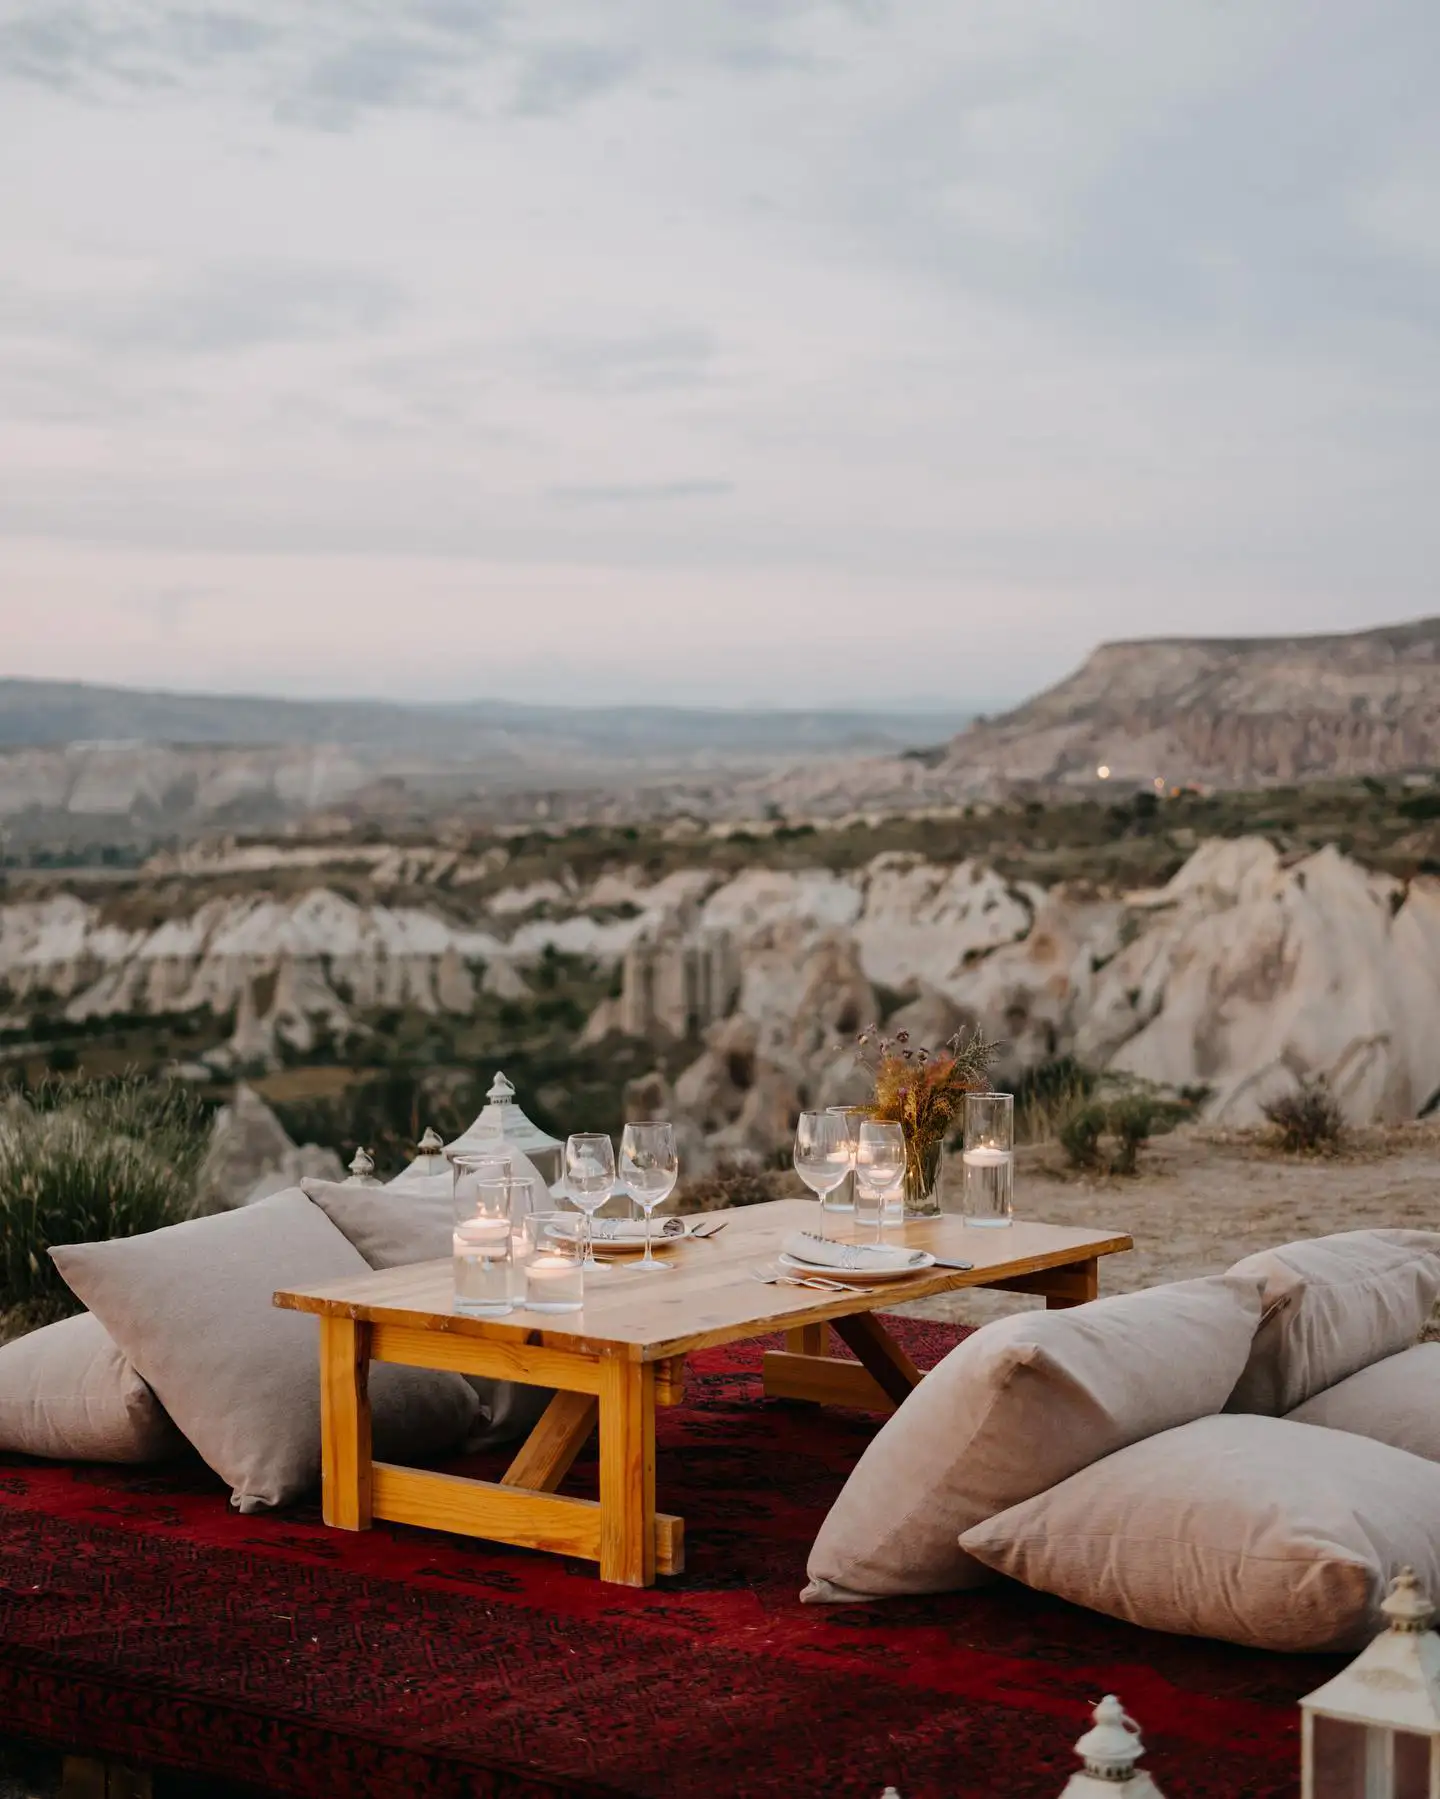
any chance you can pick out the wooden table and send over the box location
[274,1200,1131,1588]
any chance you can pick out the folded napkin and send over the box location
[782,1231,927,1272]
[548,1216,687,1246]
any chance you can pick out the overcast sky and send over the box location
[0,2,1436,710]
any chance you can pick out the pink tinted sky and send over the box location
[1,2,1436,708]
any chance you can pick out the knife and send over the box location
[931,1256,975,1271]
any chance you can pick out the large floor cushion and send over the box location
[802,1272,1267,1603]
[0,1311,186,1464]
[301,1178,550,1449]
[1225,1229,1440,1415]
[960,1414,1440,1653]
[1287,1342,1440,1460]
[51,1188,479,1511]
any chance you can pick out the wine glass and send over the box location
[793,1112,853,1229]
[619,1121,679,1274]
[564,1133,616,1275]
[855,1121,906,1243]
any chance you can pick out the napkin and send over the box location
[548,1216,687,1245]
[782,1232,927,1272]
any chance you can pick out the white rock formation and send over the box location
[5,836,1440,1146]
[192,1084,344,1214]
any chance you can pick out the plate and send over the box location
[778,1249,935,1285]
[543,1217,693,1254]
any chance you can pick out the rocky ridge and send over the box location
[748,616,1440,816]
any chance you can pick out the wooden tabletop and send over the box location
[274,1200,1132,1363]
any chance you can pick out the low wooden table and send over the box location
[274,1200,1131,1588]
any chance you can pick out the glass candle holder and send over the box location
[962,1092,1014,1228]
[453,1174,516,1316]
[520,1211,584,1314]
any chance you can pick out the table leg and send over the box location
[319,1315,372,1531]
[599,1357,656,1587]
[831,1313,924,1407]
[785,1322,827,1356]
[501,1391,598,1492]
[991,1257,1100,1309]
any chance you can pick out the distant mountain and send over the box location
[935,616,1440,791]
[0,678,969,762]
[0,677,975,847]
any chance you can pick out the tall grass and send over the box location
[0,1076,208,1329]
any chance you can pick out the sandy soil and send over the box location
[901,1122,1440,1327]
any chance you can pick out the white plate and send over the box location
[778,1249,935,1285]
[544,1217,693,1251]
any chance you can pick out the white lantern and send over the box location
[446,1071,565,1190]
[1061,1695,1166,1796]
[1301,1570,1440,1799]
[344,1146,379,1185]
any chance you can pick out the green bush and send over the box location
[0,1076,208,1329]
[1058,1099,1106,1170]
[1056,1087,1187,1176]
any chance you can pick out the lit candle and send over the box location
[454,1215,509,1251]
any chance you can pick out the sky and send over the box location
[0,1,1436,711]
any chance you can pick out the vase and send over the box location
[903,1136,943,1219]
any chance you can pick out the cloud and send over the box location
[511,42,641,116]
[278,33,476,129]
[0,5,276,94]
[528,328,718,394]
[547,480,735,506]
[0,263,404,358]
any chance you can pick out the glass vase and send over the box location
[903,1136,943,1219]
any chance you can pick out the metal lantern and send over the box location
[1301,1570,1440,1799]
[445,1071,565,1191]
[344,1146,379,1186]
[1061,1695,1166,1796]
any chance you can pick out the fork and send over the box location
[691,1219,729,1240]
[749,1265,860,1294]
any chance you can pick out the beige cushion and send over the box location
[51,1188,479,1511]
[1226,1229,1440,1415]
[960,1414,1440,1653]
[1287,1343,1440,1461]
[302,1177,452,1269]
[802,1273,1267,1603]
[0,1311,186,1464]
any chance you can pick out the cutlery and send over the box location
[691,1219,730,1240]
[931,1256,976,1271]
[749,1266,860,1294]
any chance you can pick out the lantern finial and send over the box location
[348,1146,375,1179]
[418,1127,444,1155]
[487,1071,517,1105]
[1383,1568,1436,1634]
[1077,1695,1145,1777]
[1062,1696,1165,1794]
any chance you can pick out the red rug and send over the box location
[0,1320,1322,1798]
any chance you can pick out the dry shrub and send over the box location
[1262,1080,1346,1156]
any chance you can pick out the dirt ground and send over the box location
[902,1122,1440,1327]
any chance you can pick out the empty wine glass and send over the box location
[619,1120,679,1274]
[854,1121,906,1243]
[565,1133,616,1274]
[793,1112,853,1228]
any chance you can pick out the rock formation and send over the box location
[5,832,1440,1160]
[191,1084,344,1214]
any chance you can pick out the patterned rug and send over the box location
[0,1320,1323,1798]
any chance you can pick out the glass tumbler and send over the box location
[962,1092,1014,1228]
[520,1211,584,1313]
[824,1106,866,1213]
[453,1174,515,1316]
